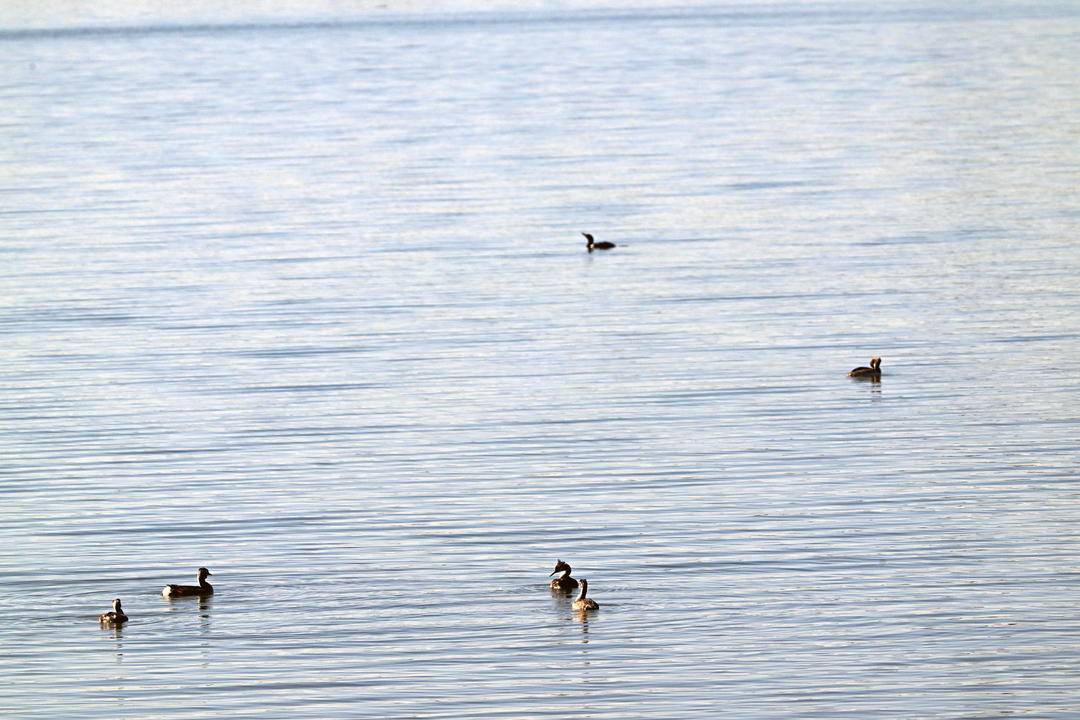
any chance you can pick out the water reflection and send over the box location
[577,614,591,638]
[576,615,592,669]
[161,592,214,640]
[849,372,883,398]
[198,595,213,626]
[869,380,883,400]
[550,585,574,625]
[161,593,215,609]
[198,596,213,668]
[100,623,125,662]
[5,4,1079,717]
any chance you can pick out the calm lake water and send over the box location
[2,1,1080,717]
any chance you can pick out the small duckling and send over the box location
[583,232,616,252]
[162,567,214,597]
[848,356,882,378]
[549,559,579,591]
[572,578,599,613]
[99,598,128,625]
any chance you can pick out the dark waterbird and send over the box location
[98,598,128,625]
[549,559,579,591]
[583,232,616,252]
[162,567,214,597]
[848,356,882,379]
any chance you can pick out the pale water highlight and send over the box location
[2,2,1079,718]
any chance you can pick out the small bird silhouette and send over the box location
[583,233,616,252]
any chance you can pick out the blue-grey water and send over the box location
[2,1,1080,717]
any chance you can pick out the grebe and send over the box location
[572,578,599,612]
[848,356,882,378]
[583,232,616,252]
[549,559,579,591]
[99,598,128,625]
[162,567,214,597]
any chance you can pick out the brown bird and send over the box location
[99,598,128,625]
[549,559,579,591]
[572,578,599,613]
[848,356,882,378]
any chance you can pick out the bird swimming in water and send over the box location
[549,559,579,591]
[99,598,128,625]
[583,232,616,252]
[572,578,599,612]
[848,356,882,378]
[162,567,214,597]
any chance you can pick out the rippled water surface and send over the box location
[3,1,1080,717]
